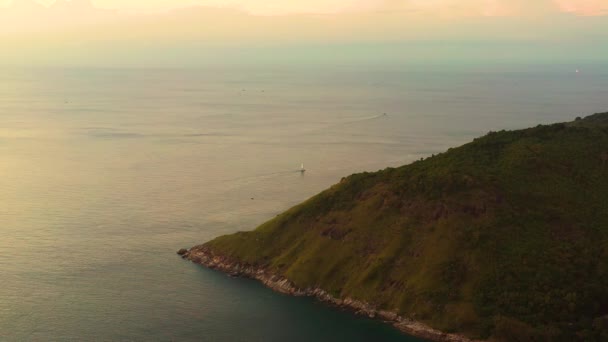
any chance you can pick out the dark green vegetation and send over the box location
[205,113,608,341]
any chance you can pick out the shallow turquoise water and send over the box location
[1,66,606,341]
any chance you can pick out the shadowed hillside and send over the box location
[189,112,608,341]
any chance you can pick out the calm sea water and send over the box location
[1,66,606,341]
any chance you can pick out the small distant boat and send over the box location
[300,163,306,173]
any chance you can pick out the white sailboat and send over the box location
[300,163,306,173]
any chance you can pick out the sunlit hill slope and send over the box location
[188,112,608,340]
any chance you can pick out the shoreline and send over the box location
[180,246,478,342]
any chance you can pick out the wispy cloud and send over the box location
[554,0,608,16]
[1,0,606,67]
[2,0,607,16]
[0,0,116,33]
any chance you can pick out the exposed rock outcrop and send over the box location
[182,246,478,342]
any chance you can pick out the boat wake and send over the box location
[222,168,306,183]
[311,113,388,133]
[337,113,387,126]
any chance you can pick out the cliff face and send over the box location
[185,113,608,341]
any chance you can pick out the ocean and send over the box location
[1,65,606,341]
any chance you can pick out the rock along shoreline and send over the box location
[180,246,479,342]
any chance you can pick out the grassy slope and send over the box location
[204,113,608,340]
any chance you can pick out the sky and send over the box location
[1,0,607,67]
[0,0,606,16]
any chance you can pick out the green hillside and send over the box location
[198,113,608,340]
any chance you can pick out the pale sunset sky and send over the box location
[1,0,607,67]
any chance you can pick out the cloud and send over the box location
[378,0,560,17]
[188,0,605,17]
[0,0,606,67]
[554,0,608,16]
[114,0,538,16]
[2,0,606,17]
[0,0,117,33]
